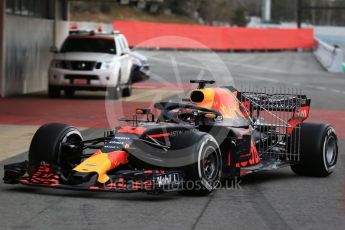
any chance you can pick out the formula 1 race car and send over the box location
[3,80,338,195]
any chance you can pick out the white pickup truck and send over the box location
[49,30,134,99]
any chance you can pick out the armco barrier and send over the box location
[113,20,315,50]
[313,39,344,73]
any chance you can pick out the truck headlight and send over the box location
[100,61,114,70]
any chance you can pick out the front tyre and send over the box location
[291,123,338,177]
[181,135,222,196]
[29,123,83,179]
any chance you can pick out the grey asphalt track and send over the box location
[1,51,345,230]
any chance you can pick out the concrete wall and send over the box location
[0,0,5,98]
[54,0,69,48]
[0,0,69,97]
[314,38,344,73]
[4,15,54,96]
[55,20,69,48]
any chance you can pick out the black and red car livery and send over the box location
[3,80,338,195]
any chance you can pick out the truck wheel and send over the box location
[48,86,60,98]
[65,89,75,98]
[122,76,132,97]
[291,123,338,177]
[29,123,83,179]
[107,72,122,100]
[180,134,222,196]
[107,85,121,100]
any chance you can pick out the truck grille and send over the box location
[64,75,99,80]
[61,61,96,71]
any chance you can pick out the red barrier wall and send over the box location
[114,20,315,50]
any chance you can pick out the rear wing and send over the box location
[237,91,310,114]
[236,89,311,162]
[236,90,310,129]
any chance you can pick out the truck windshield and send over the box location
[60,37,116,54]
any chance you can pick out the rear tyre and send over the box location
[29,123,83,179]
[65,89,75,98]
[180,135,222,196]
[48,86,60,98]
[291,123,338,177]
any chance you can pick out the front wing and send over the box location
[3,161,184,194]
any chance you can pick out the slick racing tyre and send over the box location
[180,134,222,196]
[291,123,338,177]
[29,123,83,179]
